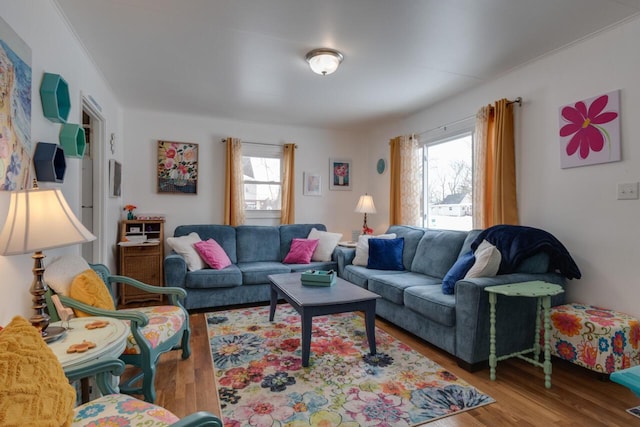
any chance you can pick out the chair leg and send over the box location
[181,325,192,360]
[142,360,157,403]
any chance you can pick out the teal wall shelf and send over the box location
[40,73,71,123]
[34,142,66,183]
[59,123,86,158]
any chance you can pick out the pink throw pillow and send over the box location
[283,238,319,264]
[194,239,232,270]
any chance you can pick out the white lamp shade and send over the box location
[354,194,377,214]
[0,187,96,255]
[305,48,344,76]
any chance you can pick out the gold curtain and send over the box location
[389,134,422,226]
[473,99,519,228]
[223,137,245,226]
[280,143,296,224]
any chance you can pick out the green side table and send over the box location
[485,281,564,389]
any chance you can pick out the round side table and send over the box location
[485,281,564,389]
[47,316,128,401]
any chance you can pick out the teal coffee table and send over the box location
[485,281,564,389]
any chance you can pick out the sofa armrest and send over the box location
[164,252,188,288]
[334,247,356,277]
[454,272,566,366]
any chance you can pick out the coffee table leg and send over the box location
[301,311,312,367]
[365,303,377,355]
[269,285,278,322]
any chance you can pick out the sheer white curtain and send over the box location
[389,134,422,226]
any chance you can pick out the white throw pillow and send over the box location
[307,228,342,262]
[465,239,501,278]
[166,232,205,271]
[44,254,91,296]
[352,233,397,266]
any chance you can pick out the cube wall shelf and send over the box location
[34,142,66,183]
[59,123,86,158]
[39,73,70,123]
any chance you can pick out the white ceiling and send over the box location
[55,0,640,130]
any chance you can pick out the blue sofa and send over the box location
[336,225,574,370]
[164,224,338,310]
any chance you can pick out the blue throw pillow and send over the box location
[367,237,405,271]
[442,251,475,295]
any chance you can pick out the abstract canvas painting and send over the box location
[559,90,620,169]
[0,17,31,190]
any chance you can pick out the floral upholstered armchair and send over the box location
[44,254,191,403]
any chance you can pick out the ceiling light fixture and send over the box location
[305,48,344,76]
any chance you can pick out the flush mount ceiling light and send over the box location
[305,48,344,76]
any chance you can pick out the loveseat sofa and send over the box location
[336,224,579,371]
[164,224,338,310]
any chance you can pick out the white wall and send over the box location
[0,1,122,325]
[123,109,367,243]
[367,16,640,319]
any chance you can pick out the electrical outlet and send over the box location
[617,182,639,200]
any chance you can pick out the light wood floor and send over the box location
[146,310,639,426]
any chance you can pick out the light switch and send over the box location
[617,182,639,200]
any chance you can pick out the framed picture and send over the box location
[157,140,198,194]
[303,172,322,196]
[109,159,121,197]
[0,16,32,191]
[329,158,352,191]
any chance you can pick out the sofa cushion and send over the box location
[184,264,242,289]
[167,232,205,271]
[308,228,342,262]
[410,229,467,278]
[442,251,475,295]
[404,285,456,327]
[43,254,91,296]
[237,226,281,262]
[386,225,426,270]
[237,261,291,285]
[514,252,550,274]
[341,265,404,288]
[174,224,238,264]
[367,238,404,271]
[368,272,441,305]
[194,238,232,270]
[283,238,319,264]
[465,240,501,278]
[353,233,397,266]
[279,224,326,260]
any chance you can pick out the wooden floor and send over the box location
[146,310,639,426]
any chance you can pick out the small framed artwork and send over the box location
[303,172,322,196]
[109,159,121,198]
[157,140,198,194]
[329,158,352,191]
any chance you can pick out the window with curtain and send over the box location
[242,143,282,224]
[422,122,474,231]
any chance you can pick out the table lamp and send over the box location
[0,181,96,336]
[354,193,376,234]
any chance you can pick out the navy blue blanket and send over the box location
[471,225,581,280]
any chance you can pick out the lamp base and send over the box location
[42,326,67,343]
[30,251,51,335]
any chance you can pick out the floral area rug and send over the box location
[206,304,494,426]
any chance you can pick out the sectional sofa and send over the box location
[164,223,338,310]
[336,225,577,370]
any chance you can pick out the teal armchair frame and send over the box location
[65,357,222,427]
[47,263,191,403]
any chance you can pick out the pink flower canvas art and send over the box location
[559,90,620,168]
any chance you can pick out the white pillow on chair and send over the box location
[44,254,91,296]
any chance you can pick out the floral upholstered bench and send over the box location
[548,303,639,374]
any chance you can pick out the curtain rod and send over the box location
[220,139,298,148]
[415,96,522,138]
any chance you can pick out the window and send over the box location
[242,144,282,223]
[422,128,474,231]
